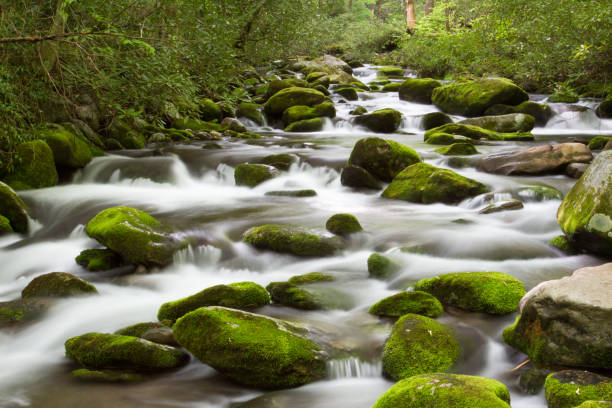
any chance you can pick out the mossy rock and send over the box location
[115,322,168,338]
[588,136,611,151]
[311,84,330,96]
[340,165,383,190]
[432,78,529,116]
[519,366,555,394]
[353,109,402,133]
[435,143,478,156]
[549,90,579,103]
[85,206,186,266]
[306,72,328,82]
[575,402,612,408]
[265,79,309,99]
[4,140,58,190]
[479,199,524,214]
[221,117,247,133]
[75,248,124,272]
[264,87,326,117]
[368,253,400,279]
[266,281,323,310]
[198,98,222,122]
[382,83,402,92]
[347,137,421,182]
[545,371,612,408]
[0,215,12,235]
[265,189,317,197]
[65,332,188,372]
[517,186,563,201]
[382,314,460,380]
[369,291,443,318]
[350,106,368,115]
[173,306,327,389]
[596,100,612,118]
[459,113,535,133]
[236,103,264,126]
[550,235,578,255]
[325,213,362,236]
[257,153,296,171]
[398,78,442,104]
[425,132,463,145]
[71,368,145,383]
[382,163,488,204]
[243,224,341,257]
[372,373,511,408]
[415,271,526,314]
[370,79,391,86]
[425,123,534,142]
[334,87,359,101]
[105,138,123,150]
[0,298,52,326]
[234,164,280,187]
[39,124,93,169]
[485,101,553,126]
[21,272,97,298]
[172,118,222,132]
[282,102,335,126]
[158,281,270,321]
[288,272,335,285]
[377,67,404,78]
[108,121,147,149]
[285,117,325,133]
[422,112,453,130]
[0,182,29,233]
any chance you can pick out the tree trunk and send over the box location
[349,0,353,9]
[234,0,268,54]
[405,0,415,32]
[39,0,66,71]
[374,0,386,19]
[425,0,434,15]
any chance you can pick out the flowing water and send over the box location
[1,66,611,408]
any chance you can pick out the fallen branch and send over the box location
[0,31,157,44]
[511,359,531,371]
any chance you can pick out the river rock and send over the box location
[459,113,535,133]
[221,117,247,133]
[282,102,335,126]
[265,189,317,197]
[256,153,296,171]
[596,99,612,118]
[65,332,188,372]
[382,163,488,204]
[243,224,341,257]
[377,67,404,78]
[285,117,325,132]
[503,263,612,369]
[576,402,612,408]
[517,186,563,201]
[264,87,327,117]
[173,306,327,389]
[115,321,168,337]
[40,124,94,169]
[545,371,612,408]
[4,140,58,190]
[75,248,125,272]
[157,281,270,321]
[435,143,478,156]
[588,136,611,150]
[21,272,98,298]
[479,143,592,175]
[0,298,53,326]
[334,86,359,101]
[372,373,511,408]
[70,368,145,383]
[479,199,524,214]
[350,105,368,115]
[421,111,453,130]
[398,78,441,104]
[425,132,465,145]
[340,164,383,190]
[382,313,459,380]
[265,79,308,99]
[0,182,29,233]
[347,137,421,182]
[432,78,529,117]
[425,123,534,142]
[368,253,400,279]
[325,213,362,236]
[550,235,578,255]
[353,109,402,133]
[85,206,186,266]
[369,291,443,318]
[0,216,12,235]
[549,90,579,103]
[266,273,336,310]
[381,83,402,92]
[557,151,612,256]
[234,164,280,187]
[485,101,553,126]
[198,98,222,122]
[236,103,264,126]
[566,162,589,178]
[108,120,147,149]
[416,271,525,314]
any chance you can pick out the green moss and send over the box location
[158,281,270,321]
[588,136,611,151]
[372,373,511,408]
[550,235,578,255]
[266,281,322,310]
[71,368,145,383]
[382,314,460,380]
[382,163,488,204]
[285,117,325,132]
[288,272,335,285]
[425,123,535,142]
[422,112,453,130]
[236,103,264,126]
[350,106,368,115]
[368,253,400,279]
[282,102,336,125]
[265,79,308,99]
[340,164,383,189]
[39,124,94,169]
[382,83,402,92]
[172,118,222,132]
[21,272,98,298]
[459,113,535,133]
[4,140,58,190]
[311,84,330,95]
[0,298,50,326]
[399,78,442,104]
[348,137,421,182]
[65,332,188,371]
[234,164,279,187]
[264,87,326,117]
[265,189,317,197]
[353,108,402,133]
[549,90,579,103]
[257,153,296,171]
[435,143,478,156]
[485,101,553,126]
[0,182,29,233]
[115,322,168,338]
[0,215,12,235]
[109,121,147,149]
[369,291,443,318]
[425,132,462,145]
[377,67,404,78]
[415,271,525,314]
[75,248,124,271]
[325,213,363,236]
[172,306,327,389]
[85,206,185,266]
[575,402,612,408]
[243,224,341,257]
[518,186,563,201]
[545,371,612,408]
[306,72,328,82]
[335,86,359,101]
[198,98,222,122]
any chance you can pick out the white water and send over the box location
[1,65,609,408]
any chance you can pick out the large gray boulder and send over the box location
[459,113,535,133]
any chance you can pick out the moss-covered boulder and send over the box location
[115,322,168,338]
[288,272,335,285]
[334,86,359,101]
[517,186,563,201]
[75,248,124,272]
[545,371,612,408]
[485,101,553,126]
[588,136,611,151]
[0,182,29,233]
[4,140,58,190]
[257,153,296,171]
[85,206,185,266]
[398,78,442,104]
[372,373,511,408]
[221,117,247,133]
[265,79,309,99]
[347,137,421,182]
[158,282,270,321]
[39,124,94,169]
[108,120,147,149]
[382,163,488,204]
[173,306,327,389]
[172,118,222,133]
[368,253,400,279]
[0,215,12,235]
[381,83,402,92]
[306,71,328,83]
[350,105,368,115]
[267,272,338,310]
[382,313,459,380]
[234,164,280,187]
[264,87,326,117]
[415,271,525,314]
[325,213,362,236]
[340,165,383,190]
[432,78,529,117]
[548,90,579,103]
[435,143,478,156]
[596,99,612,118]
[198,98,222,122]
[353,109,402,133]
[377,67,404,78]
[0,298,52,326]
[369,291,443,318]
[65,332,188,372]
[236,103,264,126]
[243,224,341,257]
[550,235,578,254]
[70,368,145,383]
[425,123,534,142]
[282,102,335,125]
[422,112,453,130]
[557,150,612,256]
[21,272,97,298]
[425,132,464,145]
[285,117,325,132]
[575,402,612,408]
[459,113,535,133]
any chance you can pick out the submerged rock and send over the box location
[4,140,58,190]
[0,298,53,326]
[596,99,612,118]
[243,224,341,257]
[157,282,270,321]
[350,105,368,115]
[369,291,443,318]
[545,371,612,408]
[425,123,534,142]
[485,101,553,126]
[234,164,280,187]
[517,186,563,202]
[71,368,145,383]
[340,164,383,190]
[372,373,511,408]
[434,143,478,156]
[368,253,400,280]
[503,263,612,369]
[353,109,402,133]
[398,78,441,104]
[173,306,327,389]
[347,137,421,182]
[382,313,459,380]
[459,113,535,133]
[265,189,317,197]
[325,213,362,236]
[257,153,296,171]
[76,248,124,272]
[0,182,29,233]
[285,117,325,132]
[421,112,453,130]
[21,272,98,298]
[479,199,524,214]
[264,87,326,117]
[550,235,578,255]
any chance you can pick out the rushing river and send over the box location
[1,66,611,408]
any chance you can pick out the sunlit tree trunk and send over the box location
[425,0,434,15]
[405,0,415,32]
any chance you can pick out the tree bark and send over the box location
[349,0,353,9]
[425,0,434,15]
[405,0,415,32]
[374,0,386,19]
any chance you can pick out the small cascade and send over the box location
[69,224,87,238]
[172,245,222,267]
[327,358,382,379]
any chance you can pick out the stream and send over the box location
[1,65,611,408]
